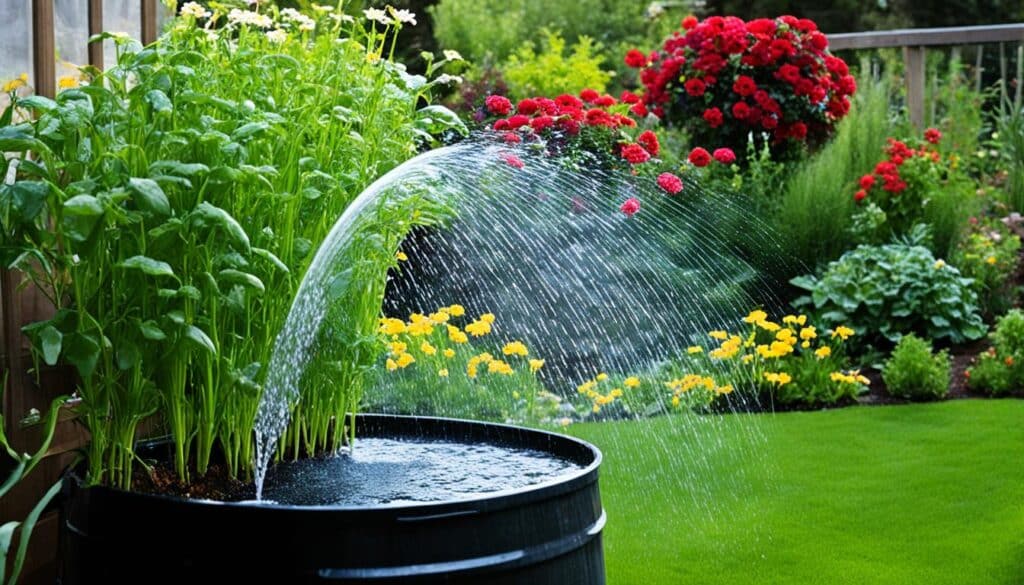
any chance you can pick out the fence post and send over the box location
[141,0,158,45]
[88,0,103,69]
[31,0,55,99]
[903,46,926,130]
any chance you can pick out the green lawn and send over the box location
[570,399,1024,584]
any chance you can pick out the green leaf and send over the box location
[116,341,141,370]
[0,124,48,154]
[63,332,100,378]
[7,181,50,225]
[252,247,289,273]
[16,95,57,113]
[150,161,209,177]
[63,194,103,216]
[219,269,265,293]
[192,202,250,253]
[232,122,269,141]
[184,325,216,354]
[8,480,62,584]
[119,255,175,278]
[139,320,166,341]
[39,326,62,366]
[145,89,172,114]
[127,177,170,215]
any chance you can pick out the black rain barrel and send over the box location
[59,414,605,584]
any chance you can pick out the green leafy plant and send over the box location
[4,5,464,488]
[882,334,950,400]
[967,309,1024,396]
[791,240,987,347]
[500,30,613,98]
[952,216,1021,319]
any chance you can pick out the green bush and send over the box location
[791,241,987,347]
[967,310,1024,396]
[882,334,950,400]
[501,30,613,98]
[967,352,1014,395]
[993,308,1024,357]
[952,216,1021,319]
[775,78,895,272]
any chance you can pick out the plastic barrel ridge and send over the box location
[59,414,606,584]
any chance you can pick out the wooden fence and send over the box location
[829,23,1024,128]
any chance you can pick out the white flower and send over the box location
[330,13,355,23]
[363,8,390,25]
[298,20,316,31]
[180,2,210,19]
[645,2,665,19]
[280,8,302,20]
[203,28,220,42]
[442,49,463,62]
[228,9,273,28]
[434,74,463,85]
[313,4,334,13]
[388,6,417,25]
[266,29,288,44]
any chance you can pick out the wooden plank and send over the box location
[88,0,102,69]
[2,270,26,444]
[141,0,158,44]
[829,23,1024,51]
[31,0,56,99]
[904,46,927,130]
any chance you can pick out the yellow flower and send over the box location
[933,259,946,270]
[610,388,623,398]
[815,346,832,359]
[503,341,529,357]
[709,335,742,359]
[480,313,496,324]
[624,376,640,388]
[596,373,608,381]
[428,310,450,324]
[986,256,997,265]
[770,341,794,356]
[389,341,407,355]
[592,404,601,413]
[741,354,754,364]
[443,348,456,358]
[58,75,79,89]
[671,396,681,407]
[395,251,408,261]
[420,341,437,356]
[2,73,27,93]
[438,368,449,377]
[775,329,797,345]
[763,372,792,386]
[467,363,478,378]
[799,326,817,341]
[396,352,415,368]
[379,317,407,335]
[473,352,494,364]
[709,330,728,340]
[386,358,398,371]
[447,325,468,344]
[744,309,768,324]
[529,359,545,372]
[465,319,491,337]
[715,384,734,395]
[448,304,466,317]
[756,320,781,332]
[783,314,807,326]
[406,314,434,336]
[831,326,855,341]
[687,345,703,354]
[559,417,572,427]
[512,391,520,400]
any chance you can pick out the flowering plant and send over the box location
[631,15,855,161]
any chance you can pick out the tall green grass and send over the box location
[774,80,895,273]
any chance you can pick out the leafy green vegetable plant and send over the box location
[882,334,950,400]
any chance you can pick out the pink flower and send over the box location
[502,132,521,144]
[713,147,736,164]
[688,147,712,167]
[657,172,683,195]
[501,153,524,169]
[637,130,660,157]
[485,95,512,116]
[620,197,641,217]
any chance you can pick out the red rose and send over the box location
[621,143,651,164]
[637,130,660,157]
[703,107,724,127]
[620,197,641,217]
[789,121,808,140]
[924,127,942,144]
[657,172,684,195]
[776,64,801,84]
[731,101,751,120]
[506,114,530,129]
[713,147,736,164]
[684,78,707,97]
[492,119,509,131]
[625,49,647,68]
[516,98,540,115]
[761,115,778,129]
[529,116,554,132]
[681,15,698,30]
[630,102,649,117]
[859,175,875,190]
[854,189,867,202]
[485,95,512,116]
[688,147,712,167]
[580,88,600,103]
[732,75,757,97]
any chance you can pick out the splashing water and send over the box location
[254,136,788,498]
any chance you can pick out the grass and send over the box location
[570,399,1024,584]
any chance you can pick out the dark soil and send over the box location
[132,461,255,501]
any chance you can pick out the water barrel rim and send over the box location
[67,413,602,515]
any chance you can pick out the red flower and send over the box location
[529,116,554,132]
[620,197,641,217]
[630,102,649,117]
[732,75,757,97]
[859,175,875,190]
[703,107,724,128]
[501,153,524,169]
[637,130,660,157]
[854,189,867,202]
[657,172,684,195]
[681,15,698,30]
[593,95,617,107]
[580,88,600,103]
[731,101,751,120]
[621,143,651,164]
[688,147,712,167]
[924,127,942,144]
[620,90,641,104]
[713,147,736,164]
[492,119,509,131]
[485,95,512,116]
[684,78,707,97]
[506,114,530,130]
[555,94,583,109]
[502,132,521,144]
[788,121,808,140]
[625,49,647,68]
[776,64,801,84]
[517,98,540,115]
[558,117,580,135]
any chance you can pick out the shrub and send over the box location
[633,15,856,161]
[966,351,1014,395]
[952,216,1021,319]
[967,310,1024,395]
[501,30,614,99]
[882,334,950,400]
[791,242,987,347]
[851,128,978,258]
